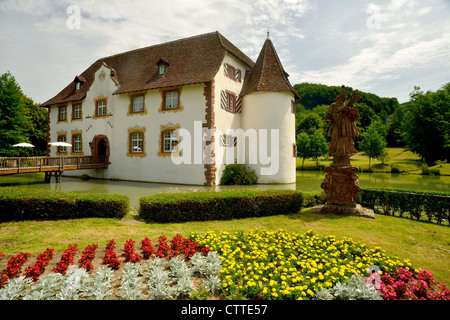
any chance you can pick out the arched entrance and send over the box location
[91,134,110,165]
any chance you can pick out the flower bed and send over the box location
[190,228,449,300]
[0,234,220,300]
[1,230,448,300]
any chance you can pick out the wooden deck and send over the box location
[0,156,108,175]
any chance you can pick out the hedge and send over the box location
[139,190,303,223]
[0,187,129,222]
[359,188,450,225]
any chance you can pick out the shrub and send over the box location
[302,192,327,207]
[359,188,449,224]
[139,190,303,223]
[220,163,257,185]
[429,168,441,175]
[0,187,129,222]
[421,163,429,175]
[390,165,400,173]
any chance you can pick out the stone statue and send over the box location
[318,90,374,218]
[325,90,361,164]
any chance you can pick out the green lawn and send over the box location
[1,210,449,286]
[297,147,450,175]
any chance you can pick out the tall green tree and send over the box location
[0,72,30,156]
[296,130,328,167]
[386,102,408,147]
[360,125,387,170]
[401,84,449,163]
[296,111,324,135]
[296,132,311,168]
[308,129,329,165]
[23,95,48,156]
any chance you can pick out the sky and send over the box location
[0,0,449,105]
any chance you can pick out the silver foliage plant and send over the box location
[56,266,92,300]
[23,273,63,300]
[86,267,115,300]
[315,273,383,300]
[118,262,146,300]
[190,252,223,294]
[146,258,173,300]
[0,250,224,300]
[0,276,34,300]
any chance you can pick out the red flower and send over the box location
[52,244,78,275]
[123,239,141,263]
[102,239,121,269]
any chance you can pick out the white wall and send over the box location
[213,53,248,184]
[50,64,208,185]
[241,91,296,184]
[49,56,296,185]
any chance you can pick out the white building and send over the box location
[41,32,300,185]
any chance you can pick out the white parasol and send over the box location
[13,143,35,147]
[48,142,72,147]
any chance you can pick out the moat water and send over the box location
[0,171,448,208]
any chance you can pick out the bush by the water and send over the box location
[139,190,303,223]
[220,163,257,185]
[359,188,449,224]
[0,187,129,222]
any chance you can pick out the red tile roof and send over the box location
[41,32,298,107]
[240,38,300,99]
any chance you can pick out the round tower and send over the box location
[240,38,299,184]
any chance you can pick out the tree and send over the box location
[296,130,328,167]
[308,129,328,165]
[386,102,408,147]
[293,83,399,116]
[23,96,48,156]
[356,102,377,129]
[360,125,387,170]
[296,132,311,168]
[0,72,30,156]
[296,111,324,135]
[401,84,450,163]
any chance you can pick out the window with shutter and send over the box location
[224,63,241,82]
[221,134,237,147]
[220,90,237,113]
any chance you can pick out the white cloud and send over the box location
[295,0,450,101]
[418,6,433,16]
[0,0,449,104]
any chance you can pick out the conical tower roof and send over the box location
[240,38,300,99]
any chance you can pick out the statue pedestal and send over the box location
[319,164,375,219]
[312,203,375,219]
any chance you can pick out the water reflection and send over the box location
[0,171,448,208]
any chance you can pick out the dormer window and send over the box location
[157,57,170,76]
[73,75,86,92]
[159,64,166,75]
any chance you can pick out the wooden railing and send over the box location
[0,156,107,175]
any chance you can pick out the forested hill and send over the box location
[293,83,400,115]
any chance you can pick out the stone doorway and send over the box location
[91,134,110,165]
